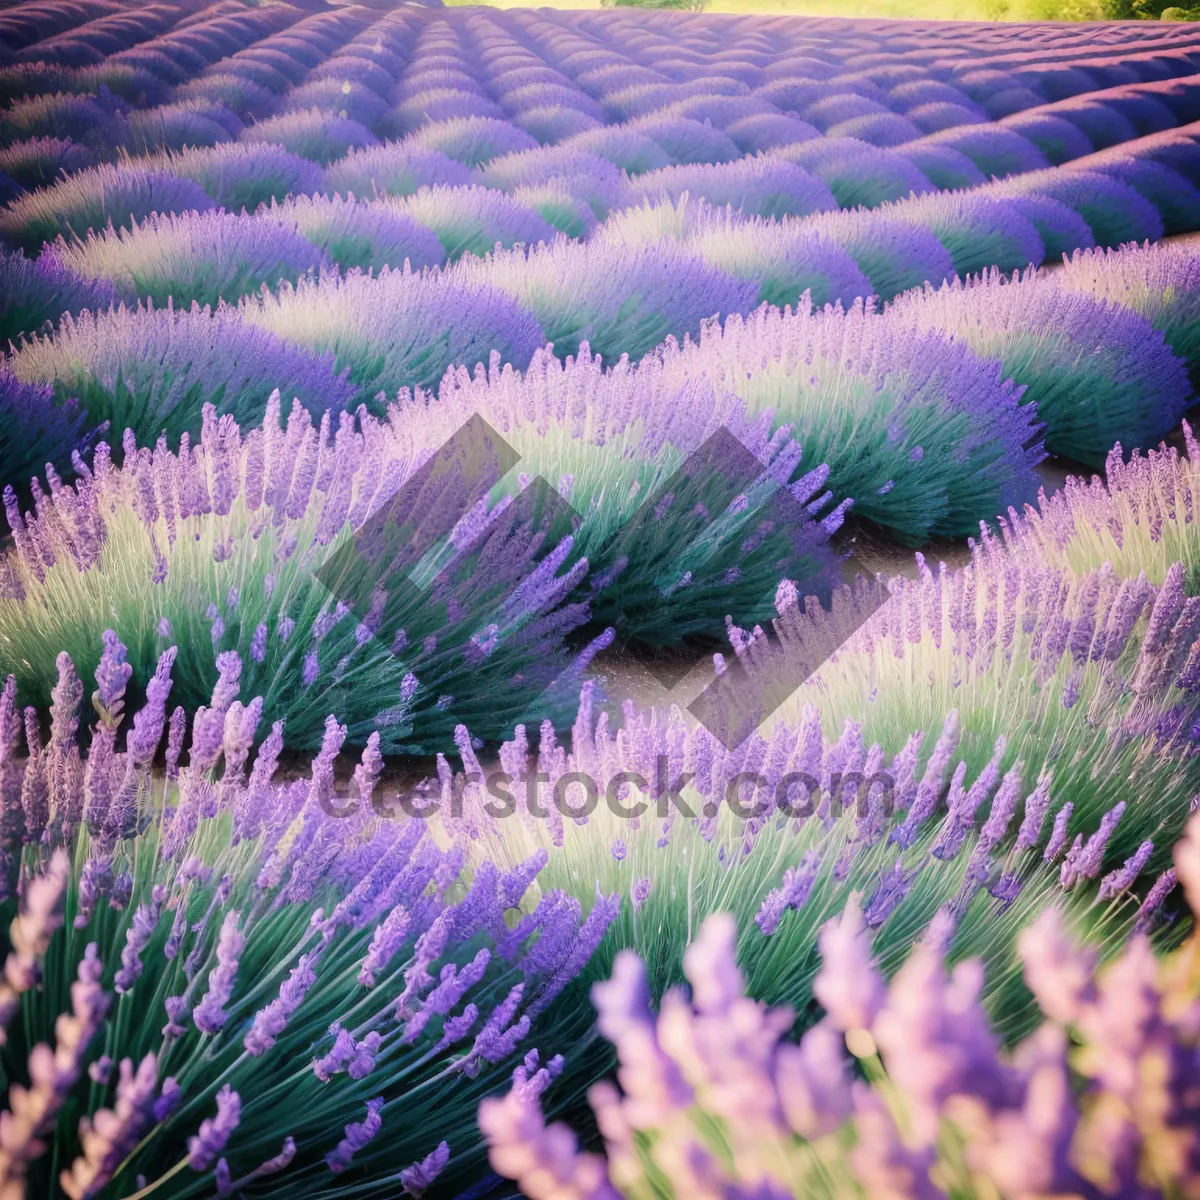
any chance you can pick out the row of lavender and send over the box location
[3,232,1197,555]
[4,1,1200,170]
[4,112,1200,319]
[3,429,1200,1195]
[0,245,1195,761]
[0,8,1198,532]
[0,6,1199,492]
[1,2,1200,297]
[4,5,1200,264]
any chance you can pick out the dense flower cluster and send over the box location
[481,838,1200,1200]
[0,395,617,751]
[441,539,1200,1041]
[1005,419,1200,589]
[0,633,620,1198]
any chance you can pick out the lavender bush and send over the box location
[390,90,507,138]
[0,398,611,751]
[1002,110,1096,164]
[0,135,94,192]
[390,185,558,263]
[283,78,389,132]
[893,192,1046,279]
[906,123,1051,178]
[0,640,619,1198]
[1055,239,1200,392]
[802,208,956,301]
[44,209,326,309]
[129,142,325,213]
[625,155,838,220]
[123,99,244,156]
[239,109,379,168]
[560,124,671,174]
[902,141,987,190]
[994,168,1167,249]
[0,63,169,108]
[8,301,358,447]
[395,344,848,644]
[629,114,742,165]
[176,74,281,122]
[683,201,873,309]
[404,117,539,169]
[723,112,820,155]
[0,91,123,157]
[240,265,545,401]
[511,104,603,146]
[651,300,1042,540]
[453,235,757,364]
[307,56,396,99]
[1087,155,1200,236]
[0,244,112,346]
[510,184,598,240]
[887,267,1193,466]
[1001,190,1096,260]
[0,164,215,256]
[772,136,936,210]
[323,139,477,200]
[0,367,96,494]
[260,192,446,274]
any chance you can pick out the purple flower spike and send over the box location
[1060,801,1125,889]
[1134,869,1178,934]
[92,631,132,729]
[250,623,268,663]
[1015,775,1053,852]
[245,951,318,1057]
[188,1085,241,1172]
[400,1141,450,1197]
[128,647,177,767]
[193,911,244,1035]
[1098,840,1154,899]
[165,707,187,782]
[326,1097,384,1174]
[114,897,162,994]
[1043,802,1074,861]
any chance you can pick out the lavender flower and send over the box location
[812,895,884,1033]
[326,1097,384,1173]
[59,1054,162,1199]
[113,894,162,994]
[187,1085,241,1172]
[0,850,69,1039]
[399,1140,450,1196]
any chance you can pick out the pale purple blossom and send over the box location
[193,911,245,1035]
[812,894,884,1032]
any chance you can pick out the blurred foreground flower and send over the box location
[481,808,1200,1199]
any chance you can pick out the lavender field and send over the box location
[1,1,1200,1197]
